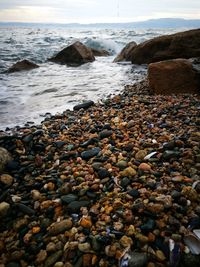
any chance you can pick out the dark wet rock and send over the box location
[121,177,131,188]
[99,130,113,139]
[73,100,94,111]
[91,48,110,57]
[131,28,200,64]
[97,168,110,179]
[0,147,12,172]
[81,147,101,160]
[6,160,20,171]
[114,41,137,62]
[120,252,148,267]
[14,203,35,215]
[61,194,78,204]
[80,137,99,148]
[148,59,200,95]
[49,41,95,65]
[67,200,90,212]
[7,59,39,73]
[162,150,180,160]
[48,219,73,235]
[127,189,140,198]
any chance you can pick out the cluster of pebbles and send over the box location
[0,80,200,267]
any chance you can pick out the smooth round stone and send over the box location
[44,251,62,267]
[78,242,91,252]
[0,147,12,172]
[54,262,64,267]
[92,162,103,171]
[48,219,73,235]
[120,167,137,177]
[0,174,14,186]
[61,194,78,204]
[135,150,147,160]
[0,201,10,216]
[99,130,113,139]
[116,160,128,170]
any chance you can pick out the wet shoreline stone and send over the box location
[0,79,200,266]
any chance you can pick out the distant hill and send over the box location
[0,18,200,28]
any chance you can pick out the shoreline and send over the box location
[0,79,200,266]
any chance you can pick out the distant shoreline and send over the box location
[0,18,200,28]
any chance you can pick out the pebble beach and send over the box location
[0,79,200,267]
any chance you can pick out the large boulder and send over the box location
[7,59,39,73]
[148,59,200,95]
[131,29,200,64]
[114,41,137,62]
[49,41,95,65]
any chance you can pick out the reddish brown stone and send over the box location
[148,59,200,94]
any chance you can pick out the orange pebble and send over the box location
[80,217,92,228]
[32,226,40,234]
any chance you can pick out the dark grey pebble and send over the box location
[120,177,131,188]
[61,194,78,204]
[54,140,66,148]
[14,203,35,215]
[67,200,90,212]
[127,189,140,198]
[80,137,99,148]
[140,218,155,231]
[162,150,180,160]
[97,168,110,179]
[73,100,94,111]
[81,147,101,160]
[99,130,113,139]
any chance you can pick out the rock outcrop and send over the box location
[7,59,39,73]
[91,48,110,57]
[131,29,200,64]
[148,59,200,95]
[113,41,137,62]
[49,41,95,65]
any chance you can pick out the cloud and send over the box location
[0,0,199,23]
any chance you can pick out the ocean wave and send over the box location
[84,37,121,54]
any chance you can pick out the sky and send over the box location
[0,0,200,24]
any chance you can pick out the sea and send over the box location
[0,26,186,130]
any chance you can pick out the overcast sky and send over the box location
[0,0,200,23]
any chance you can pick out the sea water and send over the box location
[0,26,182,129]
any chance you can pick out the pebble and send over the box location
[0,147,12,172]
[48,219,73,235]
[81,147,101,160]
[0,174,13,186]
[0,80,200,267]
[73,100,94,110]
[0,201,10,216]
